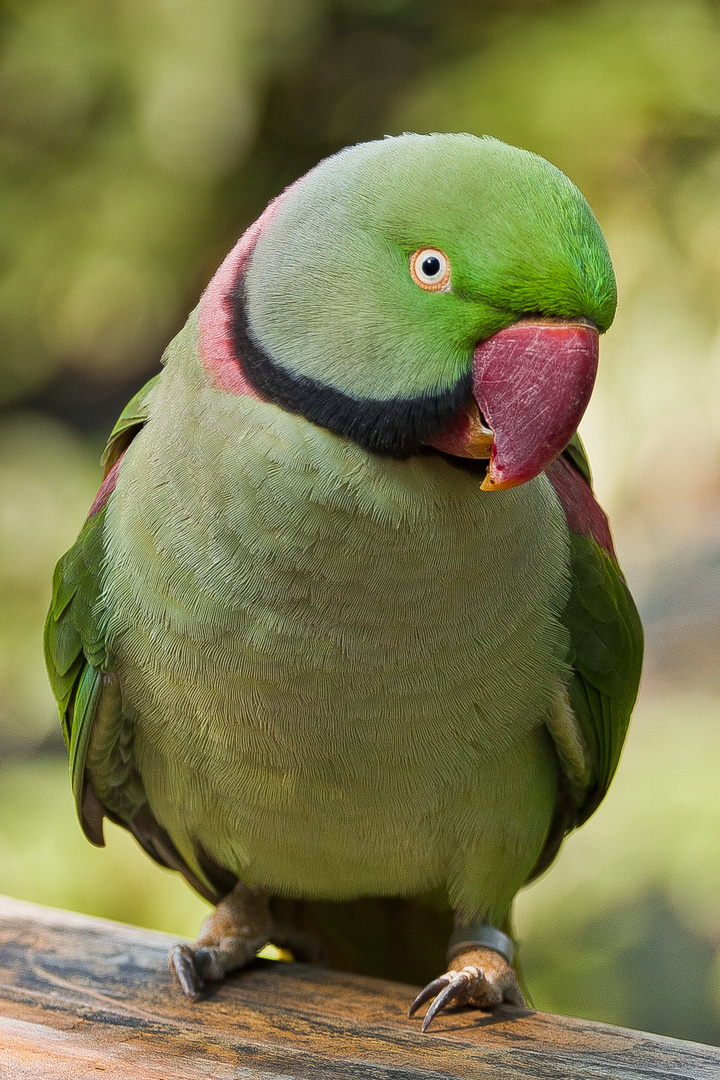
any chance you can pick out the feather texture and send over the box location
[94,326,573,921]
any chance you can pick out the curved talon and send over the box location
[408,974,452,1017]
[410,947,525,1031]
[169,944,206,1001]
[414,972,481,1028]
[422,974,468,1031]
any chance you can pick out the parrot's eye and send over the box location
[410,248,451,292]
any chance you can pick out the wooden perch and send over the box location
[0,894,718,1079]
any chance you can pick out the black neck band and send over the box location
[228,274,470,458]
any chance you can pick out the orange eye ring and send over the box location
[410,248,451,292]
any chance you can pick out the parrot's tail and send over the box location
[269,896,453,987]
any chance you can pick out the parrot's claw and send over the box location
[409,971,472,1031]
[169,882,273,1001]
[408,947,526,1032]
[169,943,209,1001]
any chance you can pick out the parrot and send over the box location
[45,133,643,1031]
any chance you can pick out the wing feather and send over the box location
[45,375,222,901]
[546,434,643,825]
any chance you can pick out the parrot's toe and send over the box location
[169,943,210,1001]
[408,947,525,1032]
[169,881,273,1001]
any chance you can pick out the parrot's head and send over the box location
[203,133,616,490]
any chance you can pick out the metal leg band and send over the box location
[446,924,514,966]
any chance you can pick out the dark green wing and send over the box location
[546,433,644,829]
[44,374,218,899]
[44,501,109,834]
[44,377,163,841]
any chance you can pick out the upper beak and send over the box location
[427,318,599,491]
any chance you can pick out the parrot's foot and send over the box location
[169,882,272,1001]
[169,883,326,1000]
[408,947,525,1032]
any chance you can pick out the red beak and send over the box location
[474,318,598,490]
[427,318,599,490]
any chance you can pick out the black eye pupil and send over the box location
[422,256,441,277]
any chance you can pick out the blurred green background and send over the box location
[1,0,719,1046]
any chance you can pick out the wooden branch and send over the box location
[0,894,717,1079]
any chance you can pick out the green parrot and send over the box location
[45,133,642,1030]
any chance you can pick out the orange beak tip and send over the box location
[480,467,519,492]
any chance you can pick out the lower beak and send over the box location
[425,398,493,460]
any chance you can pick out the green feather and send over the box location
[557,440,643,823]
[44,507,107,746]
[45,389,151,835]
[247,134,616,403]
[69,664,103,809]
[100,374,161,474]
[563,431,594,487]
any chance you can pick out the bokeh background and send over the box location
[1,0,719,1045]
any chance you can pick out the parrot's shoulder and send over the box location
[543,434,643,826]
[100,372,161,475]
